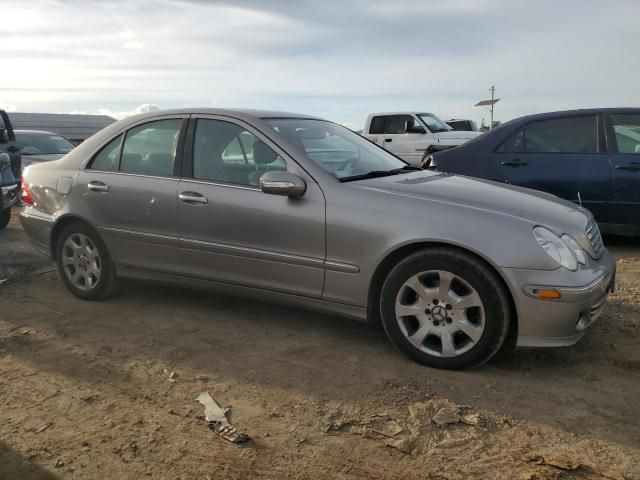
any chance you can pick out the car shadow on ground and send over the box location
[0,442,59,480]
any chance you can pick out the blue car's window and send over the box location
[524,116,598,154]
[497,128,524,153]
[611,114,640,154]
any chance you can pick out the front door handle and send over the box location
[384,138,392,143]
[501,159,528,167]
[179,191,208,204]
[88,181,109,192]
[615,162,640,171]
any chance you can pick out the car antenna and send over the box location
[577,192,582,207]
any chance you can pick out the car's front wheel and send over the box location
[55,222,119,300]
[0,207,11,230]
[380,247,511,369]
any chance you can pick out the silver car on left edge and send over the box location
[19,109,616,370]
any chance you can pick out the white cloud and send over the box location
[123,40,144,50]
[0,101,17,112]
[0,0,638,126]
[97,104,161,120]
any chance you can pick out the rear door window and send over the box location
[496,128,524,153]
[610,114,640,154]
[120,119,182,176]
[524,116,598,153]
[369,116,386,134]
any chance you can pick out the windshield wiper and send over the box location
[340,165,422,182]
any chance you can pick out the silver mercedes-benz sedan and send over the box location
[19,109,615,369]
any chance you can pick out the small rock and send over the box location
[432,407,460,426]
[54,458,64,468]
[461,413,480,426]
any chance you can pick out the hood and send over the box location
[358,171,590,235]
[21,153,65,170]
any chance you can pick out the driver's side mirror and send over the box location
[0,128,7,144]
[404,120,426,134]
[260,171,306,198]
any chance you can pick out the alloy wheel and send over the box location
[395,270,485,357]
[61,233,102,291]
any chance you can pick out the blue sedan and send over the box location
[426,108,640,234]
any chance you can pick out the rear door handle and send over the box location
[178,191,208,204]
[501,159,528,167]
[88,181,109,192]
[384,138,392,143]
[615,163,640,171]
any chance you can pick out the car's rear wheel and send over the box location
[0,208,11,230]
[55,222,119,300]
[380,247,511,370]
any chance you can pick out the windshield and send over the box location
[417,113,452,133]
[266,119,411,181]
[15,132,76,155]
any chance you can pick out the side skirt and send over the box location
[117,265,368,322]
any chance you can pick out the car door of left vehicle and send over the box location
[175,115,326,298]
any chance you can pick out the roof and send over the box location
[15,129,63,135]
[514,107,640,125]
[119,108,323,123]
[8,112,117,140]
[366,111,435,117]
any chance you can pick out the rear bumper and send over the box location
[1,184,18,210]
[502,251,616,348]
[19,207,54,257]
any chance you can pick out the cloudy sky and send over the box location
[1,0,638,127]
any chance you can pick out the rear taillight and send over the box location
[20,177,34,205]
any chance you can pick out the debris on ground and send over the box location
[163,369,178,383]
[35,422,53,433]
[196,391,249,444]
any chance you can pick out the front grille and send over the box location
[585,219,604,259]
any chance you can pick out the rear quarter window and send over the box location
[88,134,123,171]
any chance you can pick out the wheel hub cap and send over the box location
[431,305,447,321]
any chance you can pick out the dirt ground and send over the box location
[1,209,638,480]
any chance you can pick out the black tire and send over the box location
[380,247,511,370]
[0,207,11,230]
[55,221,120,300]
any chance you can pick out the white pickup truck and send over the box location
[363,112,481,165]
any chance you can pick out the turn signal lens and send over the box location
[536,289,561,300]
[20,177,34,205]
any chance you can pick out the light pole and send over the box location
[475,86,500,130]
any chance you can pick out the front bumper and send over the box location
[502,250,616,348]
[1,183,18,210]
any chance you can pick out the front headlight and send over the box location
[560,234,587,265]
[533,226,578,271]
